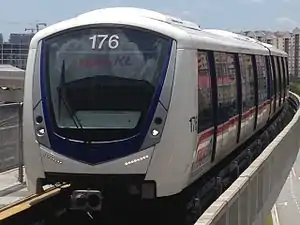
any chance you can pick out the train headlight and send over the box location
[37,127,45,136]
[151,129,160,136]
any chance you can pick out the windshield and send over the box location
[43,26,171,141]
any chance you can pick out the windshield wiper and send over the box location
[57,60,91,146]
[57,60,83,130]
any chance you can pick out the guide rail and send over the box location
[0,184,70,225]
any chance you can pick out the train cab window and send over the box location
[214,52,238,125]
[197,51,214,132]
[255,55,268,105]
[239,54,255,113]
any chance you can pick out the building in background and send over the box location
[8,33,34,45]
[239,28,300,77]
[0,23,46,70]
[0,33,34,70]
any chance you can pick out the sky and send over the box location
[0,0,299,40]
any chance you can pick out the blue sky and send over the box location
[0,0,299,40]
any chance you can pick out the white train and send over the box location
[23,7,289,210]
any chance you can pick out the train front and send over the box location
[23,24,175,206]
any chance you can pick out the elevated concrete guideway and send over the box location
[0,65,24,103]
[195,92,300,225]
[275,143,300,225]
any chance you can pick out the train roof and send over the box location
[203,29,287,57]
[77,7,201,31]
[29,7,198,49]
[29,7,286,56]
[260,42,288,56]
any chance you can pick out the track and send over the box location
[0,100,296,225]
[0,185,71,225]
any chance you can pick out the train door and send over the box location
[238,54,256,142]
[265,56,274,118]
[194,50,215,168]
[285,58,290,91]
[283,57,289,99]
[252,55,259,131]
[279,57,286,104]
[212,52,239,160]
[276,57,284,105]
[271,56,280,111]
[255,55,269,129]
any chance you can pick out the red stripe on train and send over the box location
[197,99,271,145]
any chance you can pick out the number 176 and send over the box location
[89,34,120,50]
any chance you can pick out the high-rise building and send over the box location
[292,28,300,78]
[0,23,46,70]
[239,28,300,77]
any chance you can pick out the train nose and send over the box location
[70,190,102,211]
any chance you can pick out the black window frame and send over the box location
[41,25,173,141]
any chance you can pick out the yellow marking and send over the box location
[0,184,70,221]
[264,213,274,225]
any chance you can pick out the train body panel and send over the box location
[145,48,198,196]
[23,7,290,201]
[40,145,155,174]
[23,48,46,193]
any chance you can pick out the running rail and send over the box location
[195,91,300,225]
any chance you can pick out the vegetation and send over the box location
[290,81,300,96]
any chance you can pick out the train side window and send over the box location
[239,54,255,112]
[214,52,238,125]
[256,55,268,104]
[197,51,214,133]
